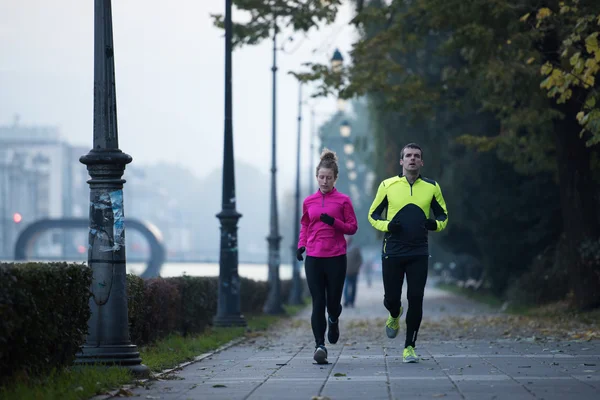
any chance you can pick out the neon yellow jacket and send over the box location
[368,175,448,257]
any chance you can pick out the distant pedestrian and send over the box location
[343,236,363,308]
[363,257,374,287]
[297,148,358,364]
[368,143,448,363]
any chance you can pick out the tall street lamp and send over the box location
[308,106,316,195]
[308,48,345,195]
[75,0,148,376]
[264,22,285,315]
[214,0,246,327]
[288,81,304,305]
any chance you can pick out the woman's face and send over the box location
[317,168,336,193]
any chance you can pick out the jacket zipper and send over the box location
[408,177,419,196]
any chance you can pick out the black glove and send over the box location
[320,213,335,226]
[424,219,437,231]
[387,221,402,233]
[296,246,306,261]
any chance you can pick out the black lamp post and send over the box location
[75,0,148,376]
[308,107,316,195]
[264,23,285,315]
[288,81,304,305]
[213,0,246,327]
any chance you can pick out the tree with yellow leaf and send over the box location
[218,0,600,310]
[530,1,600,146]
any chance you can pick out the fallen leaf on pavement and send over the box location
[114,388,133,397]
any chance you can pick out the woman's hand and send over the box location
[296,246,306,261]
[320,213,335,226]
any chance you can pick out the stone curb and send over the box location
[89,336,248,400]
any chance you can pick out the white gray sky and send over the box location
[0,0,356,194]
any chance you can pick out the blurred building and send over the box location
[0,118,83,259]
[0,117,198,262]
[122,167,192,261]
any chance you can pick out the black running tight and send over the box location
[382,255,428,348]
[304,254,347,346]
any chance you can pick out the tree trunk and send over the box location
[554,114,600,310]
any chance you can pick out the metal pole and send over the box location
[309,107,315,195]
[75,0,148,376]
[213,0,246,327]
[288,81,304,305]
[264,22,284,314]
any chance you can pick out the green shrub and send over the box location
[139,278,181,344]
[126,275,282,344]
[240,277,269,313]
[126,274,145,346]
[0,262,92,384]
[1,263,299,387]
[169,276,218,336]
[506,242,570,306]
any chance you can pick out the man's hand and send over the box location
[320,213,335,226]
[424,219,437,231]
[296,246,306,261]
[387,221,402,233]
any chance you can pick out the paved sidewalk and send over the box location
[120,278,600,400]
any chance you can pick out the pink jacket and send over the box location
[298,188,358,258]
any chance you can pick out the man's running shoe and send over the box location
[385,306,403,338]
[313,345,328,364]
[403,345,419,363]
[327,317,339,344]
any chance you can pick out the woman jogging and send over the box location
[297,148,358,364]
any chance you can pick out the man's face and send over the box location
[400,148,423,173]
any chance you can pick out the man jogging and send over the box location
[367,143,448,363]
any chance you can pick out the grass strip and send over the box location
[0,366,131,400]
[141,304,304,372]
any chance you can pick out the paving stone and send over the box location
[118,278,599,400]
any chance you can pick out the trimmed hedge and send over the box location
[0,262,92,384]
[127,275,279,345]
[1,263,297,384]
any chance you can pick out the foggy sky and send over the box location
[0,0,356,194]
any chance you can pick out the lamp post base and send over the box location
[287,282,304,306]
[263,305,286,315]
[263,299,286,315]
[213,314,247,327]
[263,266,286,315]
[75,344,150,378]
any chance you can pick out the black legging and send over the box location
[382,255,428,348]
[304,254,347,346]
